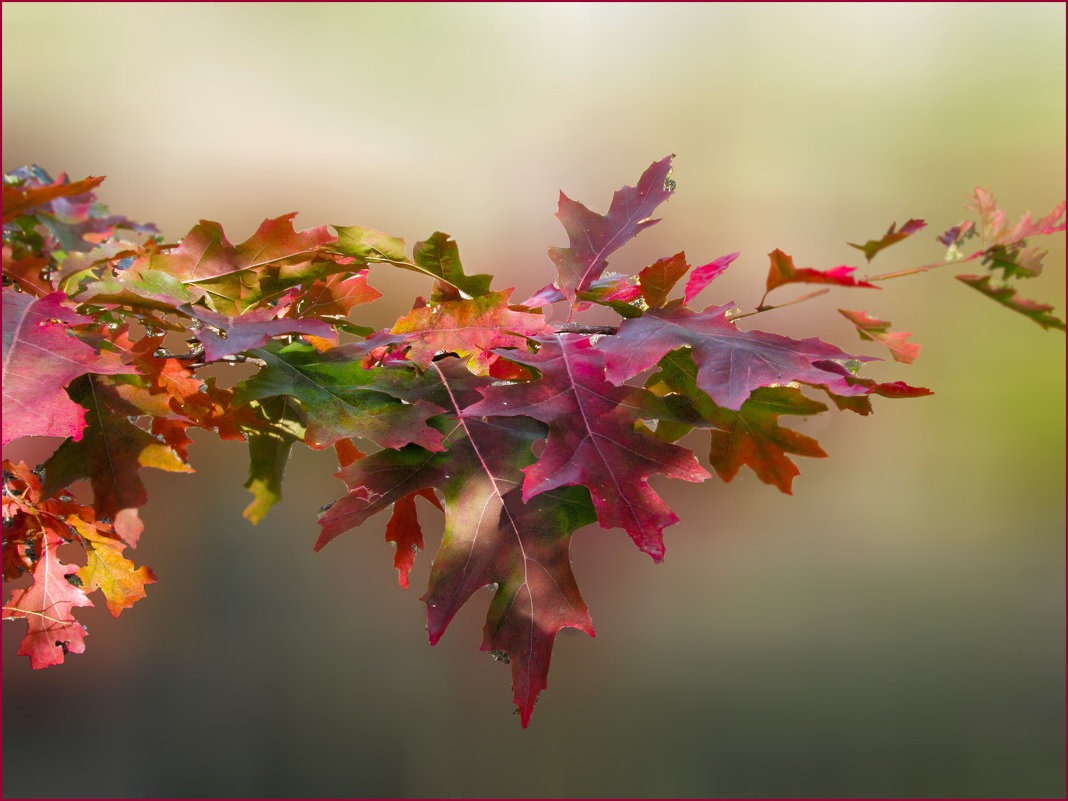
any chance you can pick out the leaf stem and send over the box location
[733,289,831,321]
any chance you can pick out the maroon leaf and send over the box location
[937,221,976,249]
[424,483,596,728]
[2,292,131,445]
[463,335,710,561]
[596,302,872,411]
[181,304,333,362]
[550,156,675,308]
[317,364,599,725]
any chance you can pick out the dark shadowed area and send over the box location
[3,3,1064,798]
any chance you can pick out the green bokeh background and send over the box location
[3,3,1064,797]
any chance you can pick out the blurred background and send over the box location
[3,3,1064,797]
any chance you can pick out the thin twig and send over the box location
[731,289,831,321]
[866,257,973,282]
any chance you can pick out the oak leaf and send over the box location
[2,291,132,445]
[839,309,921,364]
[233,341,448,451]
[463,335,710,561]
[4,530,92,669]
[550,156,675,308]
[390,289,552,372]
[765,249,878,295]
[596,302,872,411]
[847,219,926,262]
[955,274,1066,331]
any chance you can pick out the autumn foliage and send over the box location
[2,158,1063,726]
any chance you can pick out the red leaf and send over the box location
[847,219,926,262]
[550,156,675,308]
[390,289,551,372]
[4,530,93,669]
[1,174,105,224]
[424,484,596,728]
[937,221,975,249]
[2,291,131,445]
[384,489,440,589]
[317,362,599,726]
[839,309,921,364]
[809,360,933,415]
[638,252,691,308]
[137,214,336,315]
[463,335,710,561]
[765,249,878,295]
[596,303,872,411]
[683,252,740,306]
[2,247,54,296]
[286,271,381,320]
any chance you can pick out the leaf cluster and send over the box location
[2,159,1062,725]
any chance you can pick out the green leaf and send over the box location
[847,219,926,262]
[956,273,1065,331]
[242,396,307,524]
[233,341,448,451]
[647,349,829,493]
[413,232,493,298]
[330,225,409,265]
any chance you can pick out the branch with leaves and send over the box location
[2,158,1063,726]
